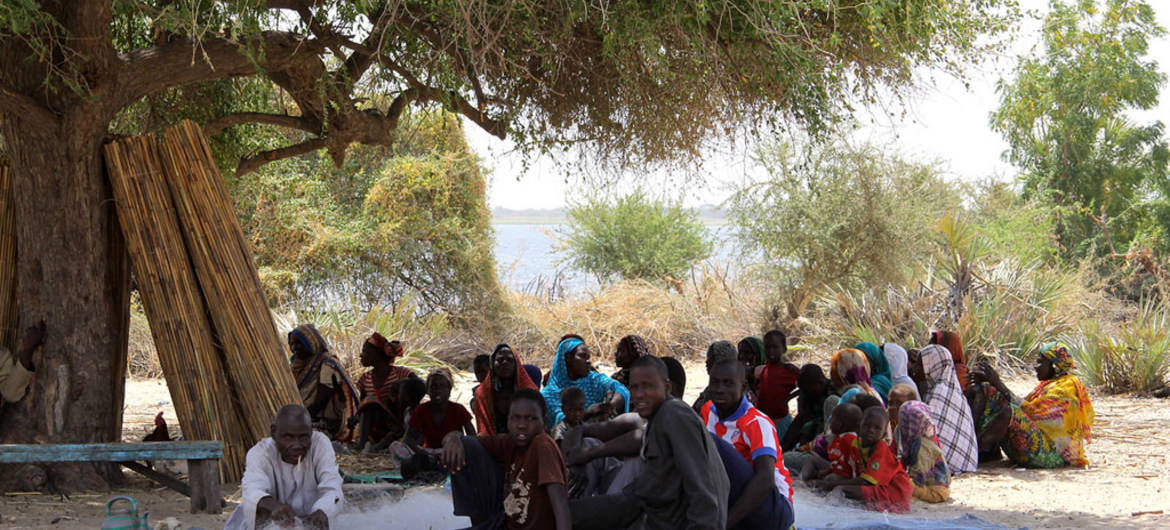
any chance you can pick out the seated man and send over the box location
[225,405,344,530]
[560,357,686,497]
[442,388,570,530]
[570,356,729,530]
[701,358,795,530]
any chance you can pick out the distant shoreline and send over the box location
[492,218,729,226]
[491,205,726,226]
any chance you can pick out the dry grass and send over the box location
[500,262,772,365]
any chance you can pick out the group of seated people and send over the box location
[235,326,1095,529]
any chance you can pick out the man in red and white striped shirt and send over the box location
[701,358,795,530]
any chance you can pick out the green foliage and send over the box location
[233,111,505,318]
[991,0,1169,260]
[968,181,1060,265]
[729,137,958,320]
[1072,299,1170,392]
[20,0,1016,172]
[559,191,712,283]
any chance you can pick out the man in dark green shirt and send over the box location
[570,356,729,530]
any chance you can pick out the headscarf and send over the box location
[366,332,405,360]
[839,386,863,407]
[1023,342,1094,466]
[856,342,893,399]
[473,344,538,435]
[883,343,916,391]
[896,401,950,488]
[288,324,359,440]
[919,344,978,473]
[1038,341,1076,376]
[542,337,631,426]
[738,336,766,366]
[523,364,543,389]
[931,331,969,391]
[830,348,883,402]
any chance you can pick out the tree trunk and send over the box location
[0,107,130,492]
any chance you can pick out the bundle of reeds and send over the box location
[103,137,252,481]
[0,158,15,349]
[157,121,301,439]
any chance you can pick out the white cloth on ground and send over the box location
[224,431,344,530]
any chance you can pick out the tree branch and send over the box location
[378,57,506,139]
[114,32,328,111]
[235,137,327,177]
[203,113,316,136]
[0,84,56,124]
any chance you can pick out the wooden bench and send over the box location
[0,441,224,514]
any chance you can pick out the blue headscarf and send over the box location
[541,337,631,426]
[856,342,893,400]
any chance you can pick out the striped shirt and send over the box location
[701,397,794,501]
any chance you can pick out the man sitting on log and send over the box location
[224,405,344,530]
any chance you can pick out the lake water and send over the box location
[492,223,738,293]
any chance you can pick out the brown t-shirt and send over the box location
[478,432,567,530]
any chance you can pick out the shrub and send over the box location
[728,137,958,322]
[233,112,505,319]
[1071,299,1170,393]
[559,191,712,284]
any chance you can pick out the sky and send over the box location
[468,0,1170,211]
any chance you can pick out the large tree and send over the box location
[991,0,1168,260]
[0,0,1011,489]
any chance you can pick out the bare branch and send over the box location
[203,113,316,136]
[114,32,328,110]
[235,137,327,177]
[377,56,506,138]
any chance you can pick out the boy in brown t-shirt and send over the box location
[443,388,570,530]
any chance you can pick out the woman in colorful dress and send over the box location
[969,342,1094,468]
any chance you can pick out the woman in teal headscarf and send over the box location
[541,335,631,427]
[856,342,893,401]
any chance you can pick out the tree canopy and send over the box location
[3,0,1017,173]
[991,0,1168,260]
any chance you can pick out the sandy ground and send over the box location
[2,364,1168,529]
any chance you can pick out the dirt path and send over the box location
[2,368,1167,529]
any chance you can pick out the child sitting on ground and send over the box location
[551,387,586,443]
[801,402,862,481]
[886,384,919,442]
[368,377,427,453]
[782,364,831,451]
[896,401,950,503]
[755,330,801,440]
[392,369,474,469]
[443,388,571,529]
[819,407,914,513]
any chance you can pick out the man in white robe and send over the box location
[225,405,344,530]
